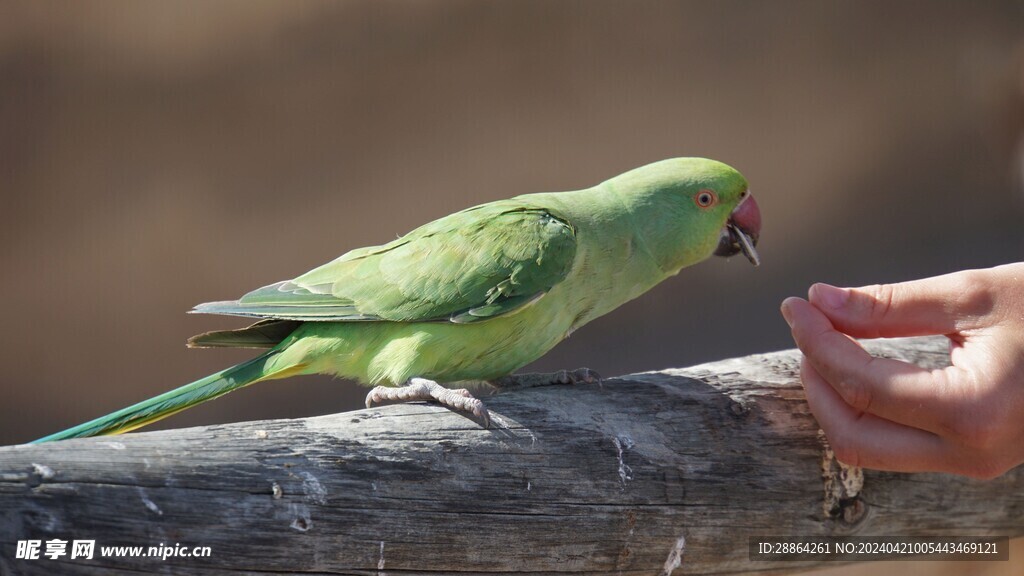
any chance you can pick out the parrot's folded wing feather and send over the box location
[191,299,376,320]
[187,319,303,348]
[191,203,578,324]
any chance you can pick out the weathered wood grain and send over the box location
[1,337,1021,575]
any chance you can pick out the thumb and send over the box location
[807,270,990,339]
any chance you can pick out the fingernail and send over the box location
[811,283,849,310]
[780,298,796,327]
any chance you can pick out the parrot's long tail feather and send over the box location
[31,350,283,443]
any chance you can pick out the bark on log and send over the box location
[0,336,1021,575]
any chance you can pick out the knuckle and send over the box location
[864,283,896,325]
[801,324,837,360]
[956,269,988,294]
[950,271,994,319]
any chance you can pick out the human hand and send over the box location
[780,263,1024,479]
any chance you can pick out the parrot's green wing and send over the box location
[193,202,578,324]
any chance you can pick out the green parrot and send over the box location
[32,157,760,443]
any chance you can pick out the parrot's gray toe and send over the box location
[364,378,490,428]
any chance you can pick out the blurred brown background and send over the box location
[1,1,1022,573]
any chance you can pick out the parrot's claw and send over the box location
[488,367,602,391]
[365,377,490,428]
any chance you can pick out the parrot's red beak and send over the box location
[714,192,761,266]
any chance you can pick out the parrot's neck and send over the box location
[525,185,673,327]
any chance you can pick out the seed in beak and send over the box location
[730,223,761,267]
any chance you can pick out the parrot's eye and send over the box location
[694,190,717,208]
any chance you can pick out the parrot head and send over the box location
[606,157,761,273]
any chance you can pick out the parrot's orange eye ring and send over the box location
[694,189,717,208]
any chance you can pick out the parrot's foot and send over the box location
[488,367,602,391]
[365,378,490,427]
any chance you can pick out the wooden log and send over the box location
[0,336,1021,575]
